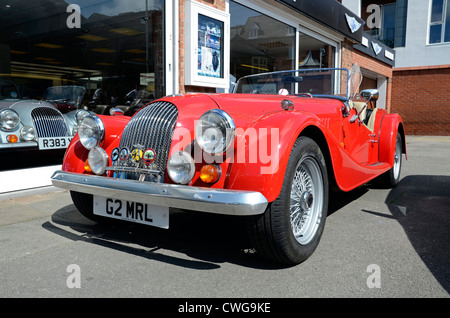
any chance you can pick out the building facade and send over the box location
[342,0,450,135]
[0,0,396,115]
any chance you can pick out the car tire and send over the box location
[377,132,402,188]
[70,190,101,222]
[247,136,329,265]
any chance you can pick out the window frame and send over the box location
[428,0,450,45]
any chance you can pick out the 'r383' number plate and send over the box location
[38,137,72,150]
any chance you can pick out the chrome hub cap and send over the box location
[290,157,324,245]
[300,191,313,211]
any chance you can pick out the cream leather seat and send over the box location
[348,100,377,132]
[365,108,378,132]
[349,100,367,123]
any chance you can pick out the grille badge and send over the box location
[119,147,129,161]
[131,147,144,164]
[143,148,156,165]
[111,147,120,162]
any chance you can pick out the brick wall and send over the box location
[353,50,393,113]
[391,65,450,136]
[341,39,393,112]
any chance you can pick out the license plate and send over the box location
[93,196,169,229]
[38,137,72,150]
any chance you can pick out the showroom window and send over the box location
[229,1,296,79]
[229,1,337,89]
[298,31,336,69]
[0,0,165,110]
[429,0,450,43]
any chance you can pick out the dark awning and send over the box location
[276,0,364,43]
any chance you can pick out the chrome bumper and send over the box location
[0,141,38,151]
[51,170,268,216]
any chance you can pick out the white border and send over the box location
[184,0,230,89]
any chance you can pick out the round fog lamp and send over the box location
[88,147,108,175]
[20,125,36,141]
[167,151,195,184]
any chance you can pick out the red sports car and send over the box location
[51,67,406,265]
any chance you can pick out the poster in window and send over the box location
[197,14,223,78]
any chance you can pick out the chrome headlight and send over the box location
[167,151,195,184]
[88,147,108,175]
[195,109,235,155]
[75,109,90,125]
[20,125,36,141]
[78,115,105,150]
[0,109,20,131]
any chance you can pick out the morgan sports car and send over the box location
[0,82,91,153]
[51,66,406,265]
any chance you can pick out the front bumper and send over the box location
[51,170,268,216]
[0,141,38,151]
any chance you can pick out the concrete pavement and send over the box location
[0,135,449,297]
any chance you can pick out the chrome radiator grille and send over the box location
[118,101,178,176]
[31,107,68,137]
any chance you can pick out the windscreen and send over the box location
[233,68,350,99]
[43,86,86,106]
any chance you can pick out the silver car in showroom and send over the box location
[0,81,89,152]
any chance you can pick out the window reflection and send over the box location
[298,32,335,69]
[230,1,296,79]
[0,0,165,115]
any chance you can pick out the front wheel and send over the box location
[70,190,101,222]
[247,136,329,265]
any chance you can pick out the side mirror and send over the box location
[360,89,379,101]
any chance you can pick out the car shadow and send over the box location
[42,175,450,281]
[42,205,278,270]
[363,175,450,293]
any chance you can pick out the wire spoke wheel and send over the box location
[247,136,329,265]
[392,134,402,181]
[290,157,324,245]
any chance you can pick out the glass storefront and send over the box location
[229,1,296,80]
[1,0,339,109]
[298,31,335,69]
[0,0,165,113]
[229,1,336,83]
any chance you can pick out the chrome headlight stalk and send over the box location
[88,147,109,175]
[0,109,20,131]
[78,115,105,150]
[195,109,236,156]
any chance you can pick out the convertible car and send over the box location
[51,67,406,265]
[0,82,90,153]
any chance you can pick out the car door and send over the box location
[342,101,379,165]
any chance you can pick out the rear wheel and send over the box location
[378,132,402,188]
[247,136,329,265]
